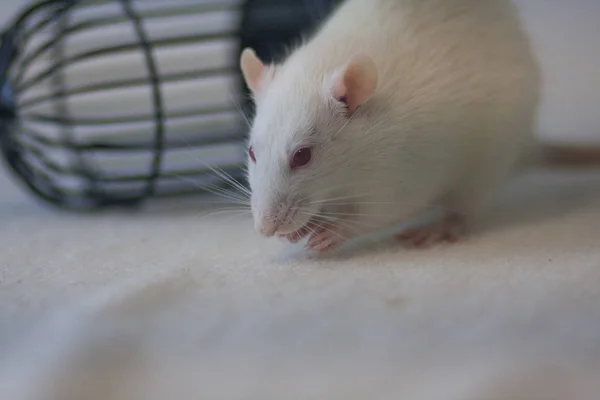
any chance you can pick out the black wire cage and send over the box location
[0,0,341,210]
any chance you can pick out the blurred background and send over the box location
[1,0,599,211]
[0,0,345,210]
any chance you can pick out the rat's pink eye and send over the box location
[248,146,256,163]
[290,147,312,169]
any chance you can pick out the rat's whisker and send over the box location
[194,207,252,221]
[196,177,249,202]
[171,174,247,204]
[199,208,251,217]
[186,172,250,203]
[175,133,250,200]
[306,212,379,231]
[318,211,391,218]
[203,164,251,197]
[310,214,372,233]
[307,192,372,205]
[231,97,252,129]
[309,219,348,241]
[296,182,373,205]
[202,183,249,204]
[331,217,378,231]
[210,164,251,198]
[319,201,434,207]
[327,202,452,216]
[314,217,358,237]
[208,161,250,191]
[202,186,250,206]
[192,199,251,206]
[309,213,357,240]
[296,210,325,221]
[221,210,253,223]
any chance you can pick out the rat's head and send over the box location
[240,48,378,238]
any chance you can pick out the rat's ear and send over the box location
[240,48,273,95]
[332,54,378,115]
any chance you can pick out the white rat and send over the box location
[239,0,597,252]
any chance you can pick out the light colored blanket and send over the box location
[2,166,600,400]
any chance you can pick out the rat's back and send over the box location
[295,0,539,115]
[282,0,540,226]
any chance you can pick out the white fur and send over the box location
[245,0,541,241]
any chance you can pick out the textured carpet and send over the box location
[1,165,600,400]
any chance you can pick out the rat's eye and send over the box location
[248,146,256,163]
[290,147,312,169]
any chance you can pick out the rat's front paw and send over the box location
[396,213,466,248]
[280,224,313,244]
[306,224,347,252]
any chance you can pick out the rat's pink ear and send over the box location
[332,54,378,115]
[240,48,270,95]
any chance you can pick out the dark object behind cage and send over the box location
[0,0,342,210]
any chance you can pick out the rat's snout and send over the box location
[253,201,298,238]
[254,209,286,237]
[256,216,278,237]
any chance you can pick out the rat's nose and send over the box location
[255,200,293,237]
[256,216,279,237]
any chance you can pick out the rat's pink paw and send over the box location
[280,221,323,243]
[281,225,312,243]
[306,226,346,252]
[396,214,466,249]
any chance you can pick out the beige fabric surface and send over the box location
[1,165,600,400]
